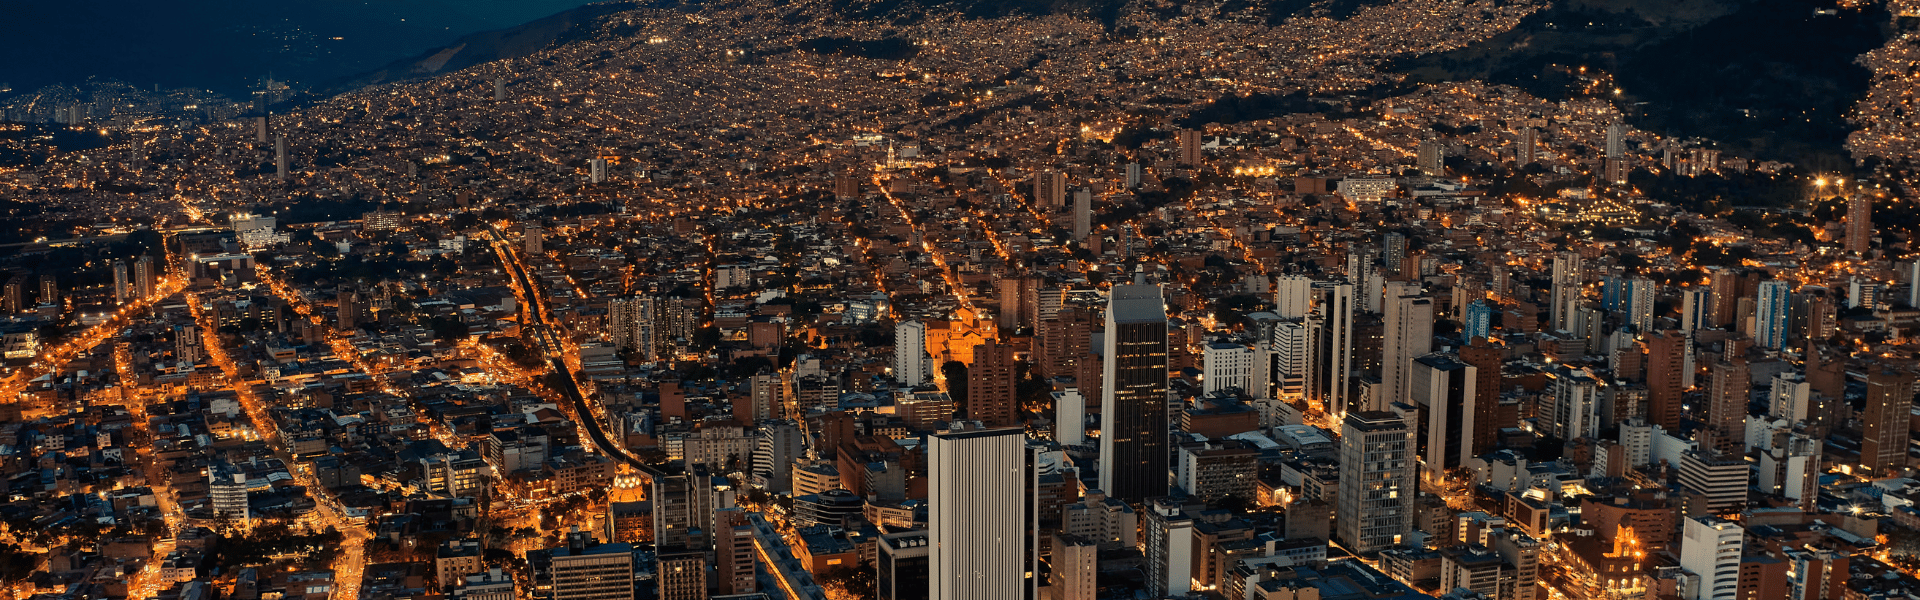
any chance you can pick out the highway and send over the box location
[484,225,653,474]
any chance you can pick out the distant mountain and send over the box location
[1395,0,1887,166]
[0,0,605,96]
[323,1,642,93]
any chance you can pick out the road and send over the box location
[483,225,652,474]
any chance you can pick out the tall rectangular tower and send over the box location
[1100,284,1170,504]
[930,423,1027,600]
[1338,411,1415,553]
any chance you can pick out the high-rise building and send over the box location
[534,534,635,600]
[1072,188,1093,242]
[209,464,248,522]
[1706,358,1750,456]
[494,78,508,102]
[1846,192,1873,256]
[1178,129,1203,165]
[1550,251,1582,332]
[37,274,57,308]
[525,224,544,255]
[1143,498,1195,597]
[1754,280,1791,350]
[1459,339,1503,457]
[1909,261,1920,308]
[1100,284,1170,503]
[1033,170,1066,207]
[1545,366,1600,441]
[1274,275,1314,320]
[1646,331,1687,431]
[1862,367,1917,476]
[879,531,931,600]
[1678,450,1749,514]
[996,277,1037,332]
[1606,122,1627,158]
[1202,342,1256,395]
[1515,127,1539,165]
[1125,162,1142,189]
[255,115,268,144]
[1625,277,1656,335]
[1380,287,1433,410]
[1050,534,1098,600]
[1680,288,1713,333]
[134,255,158,299]
[1337,411,1416,553]
[1314,282,1356,417]
[607,296,657,359]
[714,509,757,595]
[275,134,288,181]
[589,158,608,184]
[1383,233,1408,275]
[112,260,131,305]
[968,339,1018,426]
[1410,353,1477,481]
[1417,139,1445,174]
[1463,300,1493,343]
[895,320,929,387]
[1267,321,1313,401]
[929,423,1026,600]
[1680,517,1743,600]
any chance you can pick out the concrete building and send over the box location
[1680,517,1743,600]
[1338,411,1415,553]
[929,422,1026,600]
[1100,284,1170,503]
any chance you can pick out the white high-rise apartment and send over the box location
[1274,275,1314,320]
[1203,342,1256,395]
[1680,517,1743,600]
[1550,251,1583,332]
[895,320,929,387]
[1381,283,1432,410]
[929,422,1026,600]
[1626,277,1656,335]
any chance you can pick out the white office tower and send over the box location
[1550,251,1583,332]
[1545,366,1600,441]
[895,320,930,387]
[590,158,608,184]
[1680,517,1743,600]
[1680,288,1713,333]
[1313,282,1356,417]
[1274,275,1313,320]
[929,423,1026,600]
[1055,387,1086,445]
[1381,283,1432,410]
[1910,261,1920,308]
[1626,277,1656,335]
[1347,249,1378,311]
[1769,372,1811,423]
[1144,498,1195,597]
[1203,342,1256,395]
[1268,320,1313,401]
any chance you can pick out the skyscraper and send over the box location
[1846,192,1873,256]
[1268,320,1313,402]
[1516,127,1539,165]
[1314,282,1356,417]
[1410,353,1476,482]
[1072,188,1093,242]
[1274,275,1314,320]
[1549,251,1582,332]
[1679,517,1743,600]
[1910,261,1920,308]
[1382,233,1408,275]
[1459,339,1503,457]
[895,320,929,387]
[1033,170,1066,207]
[1679,288,1712,333]
[1417,139,1444,175]
[1380,286,1433,410]
[1338,411,1416,553]
[275,134,288,182]
[968,339,1018,426]
[1646,331,1687,431]
[1125,162,1142,189]
[1754,280,1791,350]
[1100,284,1170,504]
[112,260,131,305]
[1625,277,1656,335]
[1862,367,1916,476]
[1544,366,1600,441]
[1178,129,1203,165]
[589,157,608,184]
[1463,299,1492,343]
[929,422,1026,600]
[134,255,157,299]
[1605,122,1626,158]
[255,115,268,144]
[494,77,508,102]
[525,224,543,255]
[1705,358,1750,456]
